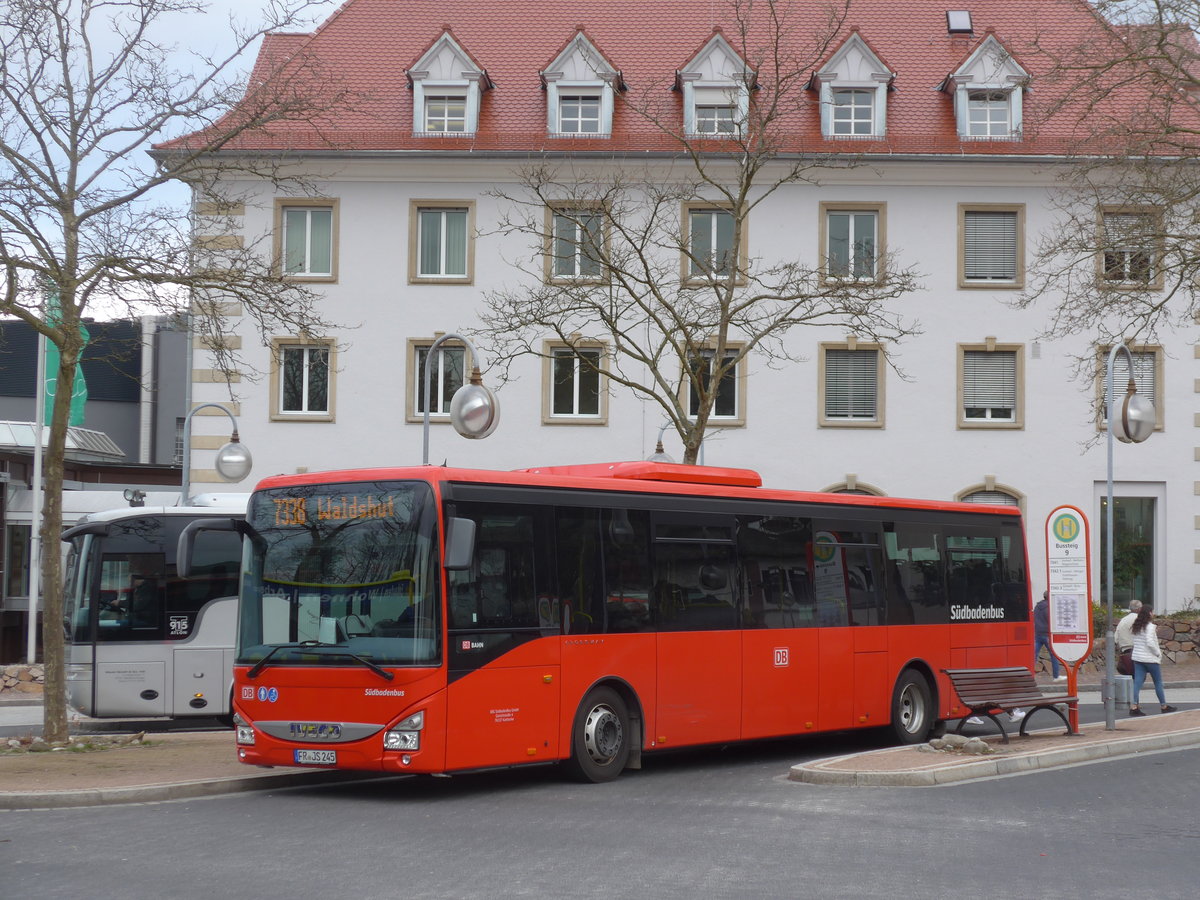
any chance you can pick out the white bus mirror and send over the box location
[444,517,476,570]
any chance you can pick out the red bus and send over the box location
[186,461,1030,782]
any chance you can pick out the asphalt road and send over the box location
[3,717,1198,899]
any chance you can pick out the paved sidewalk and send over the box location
[791,707,1200,787]
[0,730,380,809]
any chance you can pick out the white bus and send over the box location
[62,496,247,720]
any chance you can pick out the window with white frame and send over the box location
[549,347,603,418]
[824,207,879,281]
[414,344,465,416]
[687,349,740,420]
[967,91,1011,137]
[1101,347,1159,427]
[962,207,1021,285]
[961,349,1018,424]
[558,94,602,134]
[694,104,736,135]
[688,208,736,279]
[551,209,604,280]
[280,205,334,278]
[424,94,467,133]
[280,345,330,414]
[413,205,471,281]
[831,89,875,136]
[821,346,881,424]
[1101,211,1157,285]
[270,338,335,421]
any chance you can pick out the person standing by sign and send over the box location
[1129,603,1177,716]
[1033,590,1064,681]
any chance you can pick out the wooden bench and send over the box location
[942,667,1077,744]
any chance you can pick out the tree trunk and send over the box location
[39,350,75,744]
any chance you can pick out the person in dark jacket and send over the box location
[1034,590,1064,681]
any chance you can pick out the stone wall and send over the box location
[0,664,44,697]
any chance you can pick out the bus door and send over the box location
[653,513,742,747]
[444,503,561,771]
[737,514,819,739]
[91,551,169,717]
[813,525,889,730]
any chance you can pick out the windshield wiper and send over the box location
[247,644,289,679]
[246,641,394,681]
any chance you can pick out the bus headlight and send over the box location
[384,711,424,751]
[236,725,256,746]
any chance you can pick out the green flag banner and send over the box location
[42,289,89,426]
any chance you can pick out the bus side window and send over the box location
[884,526,947,625]
[601,509,652,633]
[447,503,543,630]
[737,515,814,628]
[556,508,604,635]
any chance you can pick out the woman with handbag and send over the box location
[1129,603,1177,716]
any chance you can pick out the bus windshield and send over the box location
[239,481,440,668]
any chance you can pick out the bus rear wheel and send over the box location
[890,670,933,745]
[566,687,630,783]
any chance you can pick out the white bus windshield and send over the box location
[239,481,440,668]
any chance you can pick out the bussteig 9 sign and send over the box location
[1044,505,1093,666]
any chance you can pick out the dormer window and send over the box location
[813,33,893,139]
[558,94,602,134]
[407,32,491,137]
[944,35,1029,140]
[967,90,1011,137]
[695,103,736,135]
[424,95,467,133]
[542,32,623,138]
[677,33,752,138]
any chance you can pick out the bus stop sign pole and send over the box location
[1045,505,1093,734]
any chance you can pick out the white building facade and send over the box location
[173,1,1196,612]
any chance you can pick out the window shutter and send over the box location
[825,349,877,418]
[963,211,1016,280]
[962,490,1019,506]
[962,351,1016,409]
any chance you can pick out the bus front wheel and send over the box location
[566,687,631,783]
[890,670,933,745]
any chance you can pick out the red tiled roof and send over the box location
[158,0,1197,157]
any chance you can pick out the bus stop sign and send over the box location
[1045,505,1093,665]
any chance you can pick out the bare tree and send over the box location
[0,0,350,742]
[477,0,921,465]
[1019,1,1200,351]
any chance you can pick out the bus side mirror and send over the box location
[443,517,476,570]
[176,517,240,578]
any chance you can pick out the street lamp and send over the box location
[422,333,499,465]
[647,422,675,463]
[1103,343,1155,730]
[180,402,253,506]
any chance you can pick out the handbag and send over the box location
[1117,649,1133,676]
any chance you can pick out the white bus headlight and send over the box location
[384,711,424,751]
[236,725,256,746]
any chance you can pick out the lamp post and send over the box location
[647,422,675,463]
[180,402,253,506]
[421,333,499,465]
[1103,343,1155,730]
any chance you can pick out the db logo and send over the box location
[773,648,789,668]
[241,686,255,700]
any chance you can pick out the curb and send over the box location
[789,726,1200,787]
[0,769,387,810]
